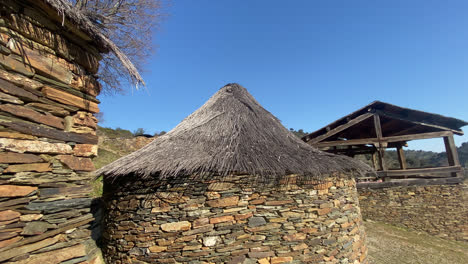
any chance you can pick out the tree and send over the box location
[133,127,146,136]
[289,128,308,138]
[71,0,165,93]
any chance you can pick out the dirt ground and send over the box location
[365,220,468,264]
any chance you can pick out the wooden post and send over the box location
[396,145,407,170]
[373,114,387,177]
[371,151,379,170]
[443,133,460,177]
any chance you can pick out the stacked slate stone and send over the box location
[104,175,368,264]
[0,1,103,263]
[358,181,468,242]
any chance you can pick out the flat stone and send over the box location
[57,155,95,171]
[0,91,23,104]
[19,214,43,222]
[283,233,307,241]
[0,138,73,154]
[21,221,55,235]
[26,198,93,213]
[0,210,21,221]
[0,236,21,248]
[265,200,294,206]
[4,163,52,173]
[0,54,35,77]
[0,104,64,129]
[193,217,209,228]
[271,257,293,264]
[0,152,42,163]
[248,251,274,258]
[248,217,267,227]
[160,221,191,232]
[8,243,85,264]
[202,236,221,247]
[227,255,246,264]
[42,87,99,113]
[207,182,235,191]
[17,45,73,84]
[210,215,234,224]
[26,103,69,117]
[148,245,167,253]
[0,131,36,140]
[73,144,98,157]
[206,196,239,208]
[0,69,42,90]
[0,185,37,197]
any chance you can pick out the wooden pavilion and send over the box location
[302,101,468,180]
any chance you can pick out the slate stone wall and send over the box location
[0,1,103,263]
[358,181,468,241]
[103,174,368,264]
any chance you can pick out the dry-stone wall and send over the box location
[358,181,468,241]
[103,174,368,264]
[0,1,103,263]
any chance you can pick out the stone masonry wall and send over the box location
[0,1,103,263]
[103,174,368,264]
[357,181,468,241]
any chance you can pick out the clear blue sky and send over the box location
[98,0,468,152]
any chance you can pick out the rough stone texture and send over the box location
[0,0,103,263]
[358,181,468,242]
[103,174,368,263]
[0,185,37,197]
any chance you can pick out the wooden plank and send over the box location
[313,131,453,148]
[42,87,99,113]
[374,166,462,177]
[357,176,464,189]
[307,113,373,144]
[376,110,464,136]
[0,121,98,144]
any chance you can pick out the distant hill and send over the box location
[92,126,155,169]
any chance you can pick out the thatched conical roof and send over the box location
[98,84,369,182]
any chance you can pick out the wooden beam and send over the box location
[313,131,453,148]
[372,165,462,178]
[396,145,407,170]
[374,114,387,172]
[307,113,373,144]
[443,134,460,177]
[376,110,464,136]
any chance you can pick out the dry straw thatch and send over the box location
[98,84,370,183]
[42,0,144,86]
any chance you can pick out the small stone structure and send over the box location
[0,1,112,263]
[99,84,370,264]
[358,180,468,241]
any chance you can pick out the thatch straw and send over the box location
[43,0,144,86]
[98,84,370,182]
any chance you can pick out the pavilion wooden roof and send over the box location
[303,101,468,147]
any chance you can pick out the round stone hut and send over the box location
[98,84,370,264]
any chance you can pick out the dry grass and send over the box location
[365,220,468,264]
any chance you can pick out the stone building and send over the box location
[0,1,142,263]
[99,84,370,264]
